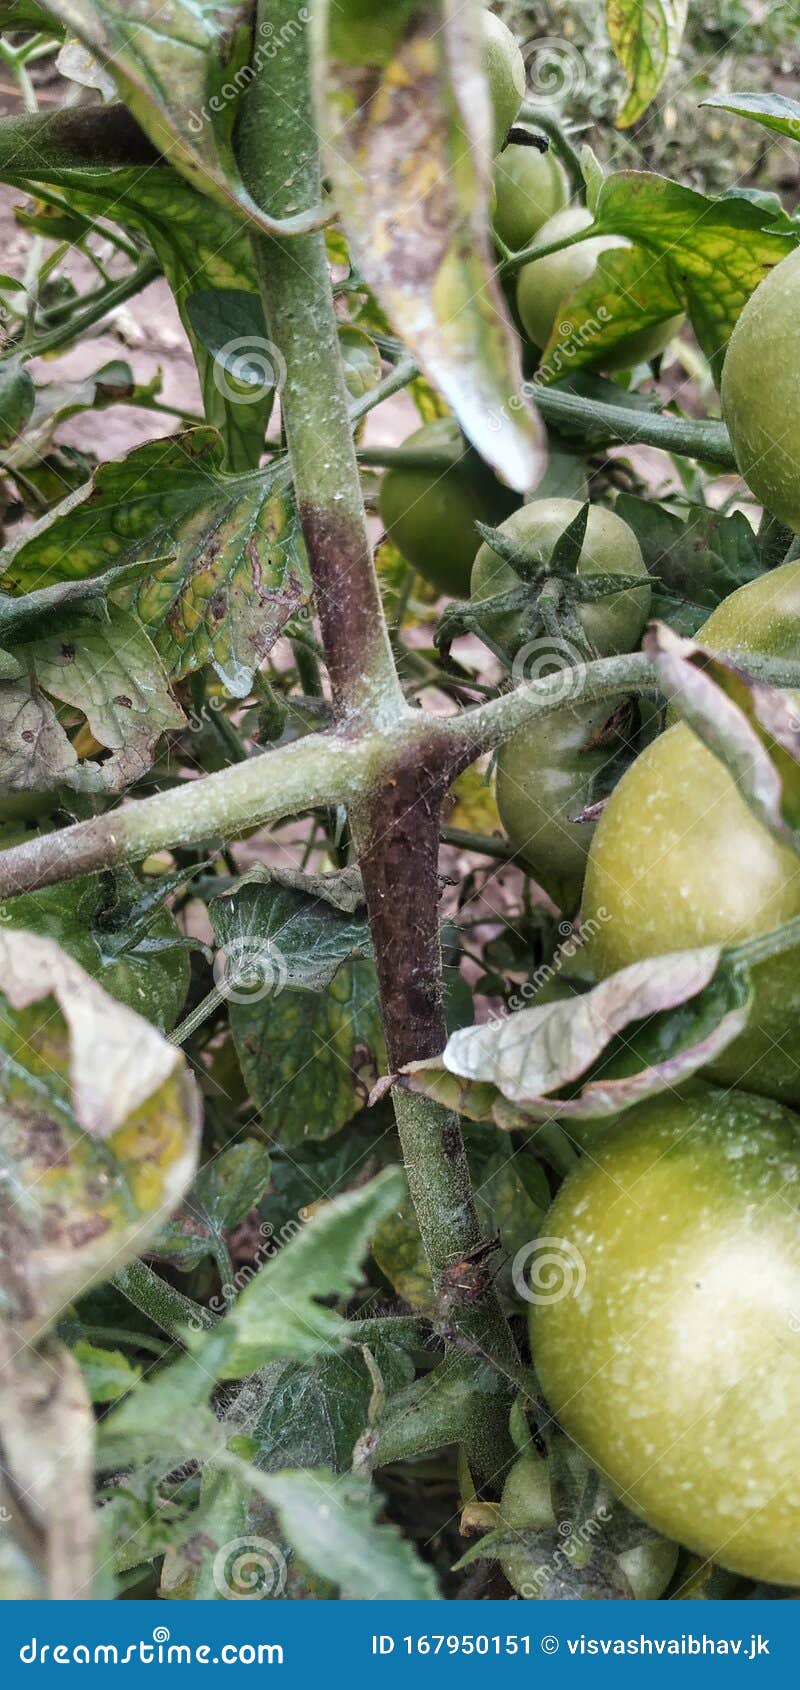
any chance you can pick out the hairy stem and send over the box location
[235,0,517,1481]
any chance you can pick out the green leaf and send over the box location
[702,91,800,145]
[316,0,543,491]
[373,1201,435,1314]
[1,160,271,470]
[370,1355,496,1468]
[338,325,382,400]
[0,868,189,1031]
[538,172,792,383]
[0,927,200,1346]
[615,495,763,634]
[645,622,800,852]
[72,1338,141,1402]
[1,432,307,695]
[0,361,34,450]
[0,2,59,26]
[152,1140,272,1271]
[251,1340,415,1474]
[400,947,752,1129]
[230,957,386,1145]
[606,0,688,128]
[245,1467,440,1600]
[209,871,373,996]
[38,0,322,241]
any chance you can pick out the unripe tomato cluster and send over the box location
[377,14,800,1595]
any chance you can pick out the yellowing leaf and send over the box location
[607,0,688,128]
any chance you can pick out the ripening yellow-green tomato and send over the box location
[722,246,800,531]
[531,1086,800,1585]
[493,142,569,252]
[485,10,526,151]
[584,560,800,1102]
[516,205,684,370]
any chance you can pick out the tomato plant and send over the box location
[0,0,798,1612]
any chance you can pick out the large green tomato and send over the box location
[722,247,800,531]
[498,1440,678,1599]
[583,561,800,1102]
[484,11,526,151]
[493,143,569,253]
[379,417,518,597]
[516,205,684,370]
[471,500,650,908]
[531,1086,800,1585]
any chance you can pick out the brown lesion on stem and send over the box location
[298,502,392,723]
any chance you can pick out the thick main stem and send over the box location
[236,0,518,1480]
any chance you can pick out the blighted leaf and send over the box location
[0,1342,95,1599]
[252,1338,415,1475]
[399,947,752,1127]
[56,33,117,97]
[0,675,79,793]
[230,958,385,1145]
[0,361,157,482]
[152,1140,271,1271]
[537,172,791,384]
[38,1,322,240]
[0,929,200,1344]
[1,869,189,1031]
[245,1467,440,1601]
[645,623,800,851]
[702,91,800,146]
[1,432,307,696]
[24,604,184,791]
[0,361,34,450]
[316,0,543,491]
[607,0,688,128]
[71,1338,141,1402]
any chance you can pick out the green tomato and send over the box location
[516,205,684,370]
[471,499,650,906]
[722,247,800,530]
[498,1440,678,1599]
[530,1086,800,1585]
[493,142,569,252]
[378,417,518,597]
[496,697,648,915]
[484,10,526,151]
[3,873,189,1032]
[583,560,800,1102]
[470,497,650,656]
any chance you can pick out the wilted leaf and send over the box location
[316,0,543,491]
[607,0,688,128]
[645,623,800,850]
[38,0,322,240]
[152,1140,272,1271]
[245,1467,440,1600]
[1,432,307,696]
[0,1342,95,1599]
[0,676,79,793]
[400,947,752,1126]
[538,172,791,382]
[0,929,200,1344]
